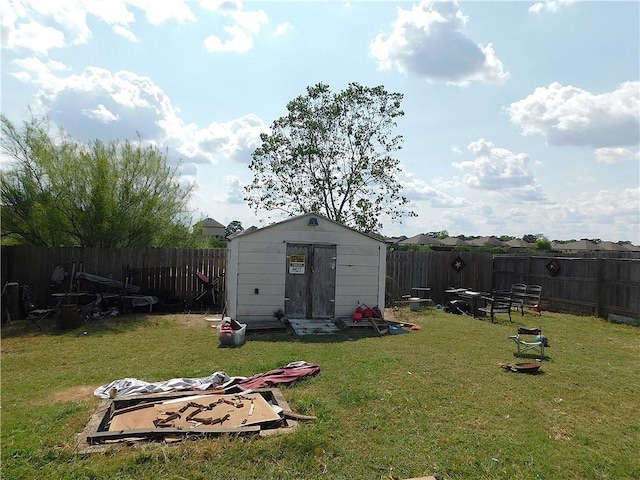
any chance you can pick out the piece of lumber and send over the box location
[88,425,260,444]
[369,317,388,335]
[281,410,317,422]
[385,318,417,328]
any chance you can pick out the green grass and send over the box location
[1,309,639,480]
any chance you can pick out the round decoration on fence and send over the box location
[546,258,560,276]
[451,256,466,273]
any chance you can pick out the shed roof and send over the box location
[227,212,385,243]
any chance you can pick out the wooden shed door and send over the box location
[285,244,336,319]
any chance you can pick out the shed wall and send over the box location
[226,216,385,323]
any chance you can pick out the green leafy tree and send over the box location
[225,220,244,238]
[535,237,552,250]
[244,82,414,233]
[1,114,199,247]
[523,233,544,244]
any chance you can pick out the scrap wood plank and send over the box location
[369,317,389,335]
[89,426,260,444]
[385,318,417,328]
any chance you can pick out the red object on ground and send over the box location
[237,362,321,390]
[363,308,373,318]
[353,312,363,322]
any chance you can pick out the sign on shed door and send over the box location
[285,244,336,319]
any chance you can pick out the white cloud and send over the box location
[127,0,196,25]
[1,0,194,55]
[400,170,468,207]
[10,60,267,166]
[5,20,66,54]
[201,0,268,53]
[220,175,245,204]
[174,114,267,164]
[451,139,546,201]
[541,188,639,240]
[594,147,639,164]
[82,104,120,123]
[113,25,138,42]
[506,81,640,148]
[529,0,575,14]
[274,22,291,37]
[370,0,508,85]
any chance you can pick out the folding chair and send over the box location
[507,326,549,358]
[521,285,543,315]
[21,284,57,330]
[510,283,527,314]
[479,291,513,322]
[194,272,221,310]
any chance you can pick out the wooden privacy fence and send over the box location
[1,247,226,310]
[385,250,493,305]
[2,247,638,320]
[493,255,640,319]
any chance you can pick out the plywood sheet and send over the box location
[108,392,281,431]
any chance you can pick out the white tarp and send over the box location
[93,371,243,399]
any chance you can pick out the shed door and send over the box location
[285,244,336,319]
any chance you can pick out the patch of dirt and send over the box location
[151,313,221,327]
[49,385,96,403]
[549,425,572,441]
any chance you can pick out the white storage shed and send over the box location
[226,213,386,325]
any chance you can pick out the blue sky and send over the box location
[2,0,639,243]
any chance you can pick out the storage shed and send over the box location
[226,213,386,325]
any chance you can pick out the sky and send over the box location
[1,0,639,243]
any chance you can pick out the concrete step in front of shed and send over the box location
[287,318,340,335]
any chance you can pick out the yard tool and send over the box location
[194,272,222,310]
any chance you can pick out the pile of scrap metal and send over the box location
[81,362,320,450]
[75,271,158,313]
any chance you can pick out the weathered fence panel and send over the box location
[493,255,640,318]
[385,251,493,305]
[1,247,226,309]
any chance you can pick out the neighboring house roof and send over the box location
[624,244,640,251]
[468,236,506,247]
[598,241,629,251]
[398,234,443,246]
[201,218,225,228]
[505,239,534,249]
[554,240,601,251]
[440,237,471,246]
[227,212,385,243]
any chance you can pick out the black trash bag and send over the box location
[445,299,470,315]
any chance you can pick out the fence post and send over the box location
[595,257,603,318]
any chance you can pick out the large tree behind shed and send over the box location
[1,114,201,247]
[244,82,414,233]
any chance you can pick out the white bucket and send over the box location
[409,297,421,312]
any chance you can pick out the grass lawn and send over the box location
[1,308,639,480]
